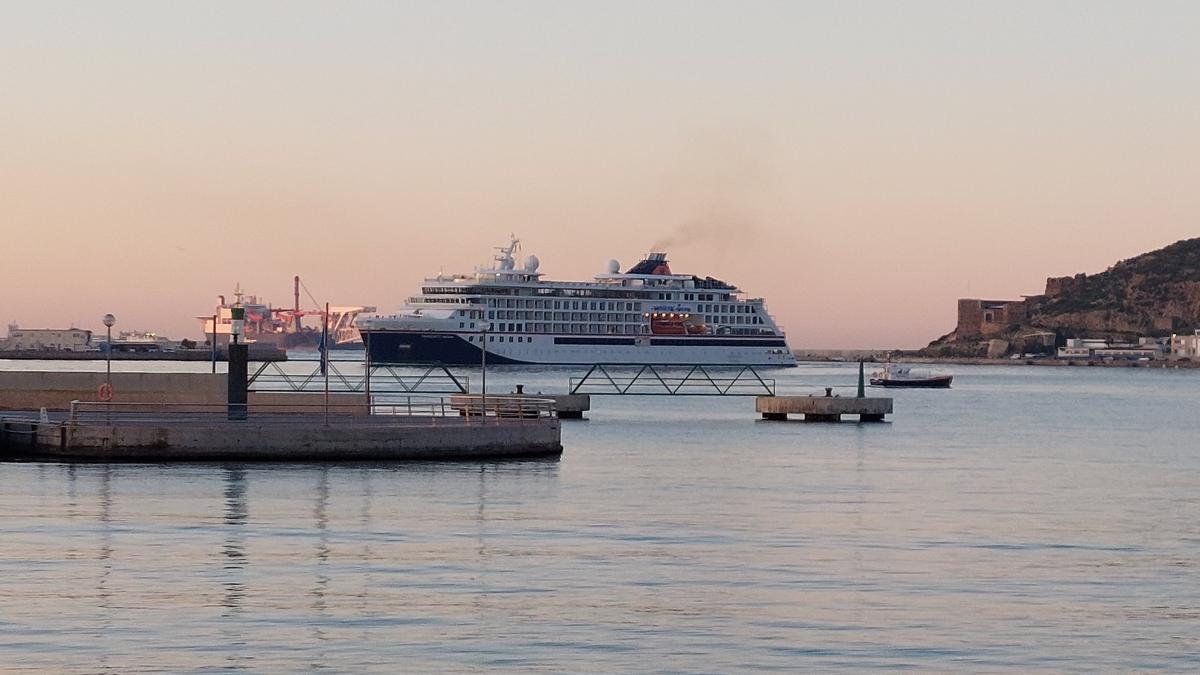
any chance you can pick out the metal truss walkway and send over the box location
[247,359,469,394]
[246,359,778,397]
[567,364,776,396]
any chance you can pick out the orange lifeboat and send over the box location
[649,312,707,336]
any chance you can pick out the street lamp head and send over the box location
[102,313,116,328]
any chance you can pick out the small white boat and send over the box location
[869,364,953,388]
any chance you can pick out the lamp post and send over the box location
[480,322,490,417]
[363,329,372,416]
[102,313,116,389]
[210,313,218,374]
[323,302,330,426]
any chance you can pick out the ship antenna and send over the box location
[493,234,521,270]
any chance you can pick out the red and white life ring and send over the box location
[97,383,114,402]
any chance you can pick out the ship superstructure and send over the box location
[357,237,795,366]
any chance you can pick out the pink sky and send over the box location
[2,2,1197,348]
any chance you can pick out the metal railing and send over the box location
[65,395,557,426]
[246,360,470,394]
[568,364,776,396]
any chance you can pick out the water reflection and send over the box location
[476,465,490,560]
[65,463,79,520]
[96,465,113,609]
[310,467,331,649]
[6,459,564,670]
[219,467,250,669]
[354,467,374,625]
[89,465,114,674]
[221,467,248,614]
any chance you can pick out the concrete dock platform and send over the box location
[756,395,893,422]
[449,394,590,419]
[0,397,562,462]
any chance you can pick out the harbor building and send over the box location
[98,331,179,354]
[1170,330,1200,360]
[1056,337,1165,361]
[0,325,93,352]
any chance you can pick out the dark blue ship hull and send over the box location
[362,330,795,366]
[363,331,527,365]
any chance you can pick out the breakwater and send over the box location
[0,348,286,361]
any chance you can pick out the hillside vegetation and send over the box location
[1036,238,1200,335]
[924,237,1200,355]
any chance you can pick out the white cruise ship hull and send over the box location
[363,330,796,367]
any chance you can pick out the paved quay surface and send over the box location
[1,410,562,462]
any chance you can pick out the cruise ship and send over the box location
[356,237,796,366]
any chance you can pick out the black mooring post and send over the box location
[228,342,248,420]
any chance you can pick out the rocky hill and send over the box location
[923,237,1200,356]
[1036,238,1200,334]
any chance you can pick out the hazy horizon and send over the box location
[3,2,1197,348]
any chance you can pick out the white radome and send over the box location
[607,259,620,274]
[524,255,540,273]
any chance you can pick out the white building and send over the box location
[0,324,93,351]
[1057,337,1164,360]
[1056,338,1110,359]
[1170,330,1200,360]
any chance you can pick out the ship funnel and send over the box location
[624,253,672,276]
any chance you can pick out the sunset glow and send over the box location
[2,2,1196,347]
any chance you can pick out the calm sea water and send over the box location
[1,360,1198,671]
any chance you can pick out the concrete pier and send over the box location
[0,414,561,462]
[0,397,562,462]
[543,394,590,418]
[449,393,590,419]
[756,395,893,422]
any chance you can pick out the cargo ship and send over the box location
[198,277,374,349]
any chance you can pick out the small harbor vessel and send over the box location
[869,363,953,388]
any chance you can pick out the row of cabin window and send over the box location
[708,315,765,325]
[488,311,641,322]
[415,297,471,304]
[469,308,758,321]
[466,335,533,343]
[462,323,643,334]
[426,287,656,299]
[480,299,643,311]
[458,301,756,316]
[659,292,732,301]
[457,315,765,330]
[698,303,757,314]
